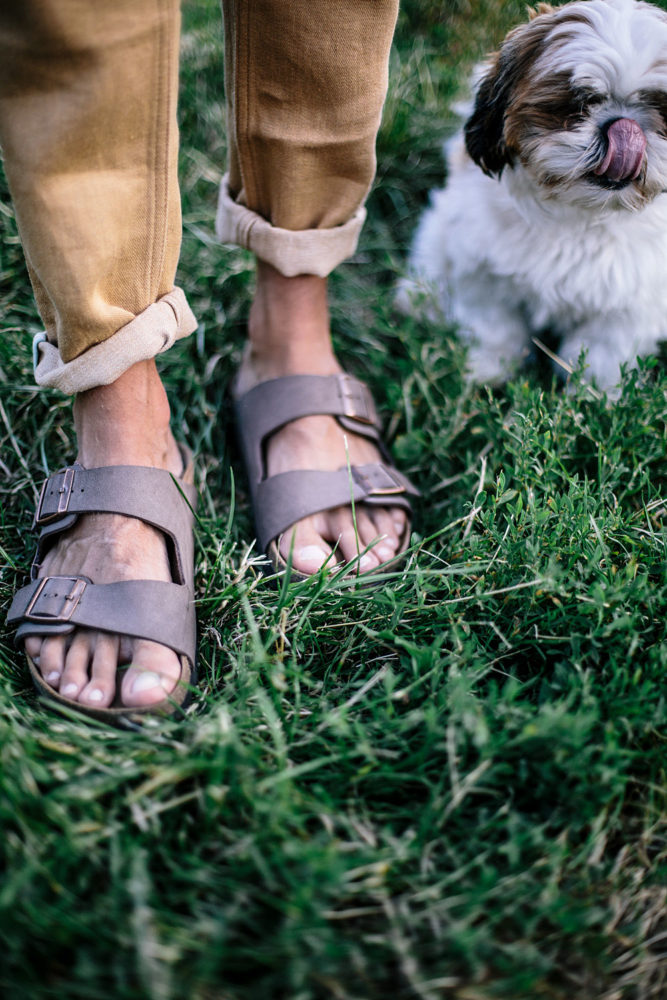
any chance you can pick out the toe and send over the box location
[279,518,336,575]
[59,631,94,701]
[25,636,42,664]
[353,508,397,564]
[332,518,381,572]
[79,632,119,708]
[368,507,401,552]
[388,505,408,541]
[38,636,67,689]
[121,640,182,708]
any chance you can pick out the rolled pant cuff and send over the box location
[216,174,366,277]
[33,288,198,395]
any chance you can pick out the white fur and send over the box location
[397,0,667,390]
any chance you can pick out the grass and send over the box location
[1,1,666,997]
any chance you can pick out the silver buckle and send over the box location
[25,576,87,622]
[337,375,377,425]
[353,464,406,496]
[35,467,76,525]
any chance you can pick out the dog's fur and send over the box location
[396,0,667,390]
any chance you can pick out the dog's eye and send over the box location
[573,89,606,112]
[559,91,604,129]
[638,89,667,133]
[517,76,606,132]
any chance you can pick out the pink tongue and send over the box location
[595,118,646,182]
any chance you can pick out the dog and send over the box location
[396,0,667,391]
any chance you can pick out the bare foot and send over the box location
[24,360,191,710]
[237,262,408,576]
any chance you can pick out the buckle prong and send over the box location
[338,375,377,426]
[353,464,405,496]
[35,467,75,525]
[25,576,87,622]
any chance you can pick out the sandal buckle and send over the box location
[35,468,76,525]
[25,576,87,622]
[353,464,406,496]
[338,375,378,425]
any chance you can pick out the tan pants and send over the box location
[0,0,398,394]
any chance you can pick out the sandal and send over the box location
[7,448,197,723]
[234,373,419,580]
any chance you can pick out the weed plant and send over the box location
[0,2,665,998]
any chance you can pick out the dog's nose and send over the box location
[595,118,646,183]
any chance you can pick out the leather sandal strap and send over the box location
[8,576,196,667]
[253,462,419,552]
[235,374,382,486]
[34,465,196,586]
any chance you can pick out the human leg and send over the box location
[1,0,198,710]
[219,0,414,576]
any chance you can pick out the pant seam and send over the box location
[145,0,157,304]
[239,0,259,216]
[149,0,167,304]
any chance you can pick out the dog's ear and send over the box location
[464,15,553,177]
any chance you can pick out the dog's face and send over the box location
[465,0,667,210]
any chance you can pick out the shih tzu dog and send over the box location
[396,0,667,390]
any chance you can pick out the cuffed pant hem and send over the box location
[33,288,198,395]
[216,174,366,278]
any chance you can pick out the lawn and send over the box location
[1,2,666,998]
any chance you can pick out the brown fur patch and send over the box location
[638,89,667,138]
[465,18,554,174]
[530,5,593,30]
[465,3,595,176]
[506,72,600,151]
[529,4,557,21]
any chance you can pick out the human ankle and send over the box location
[73,360,179,470]
[250,262,331,346]
[245,262,340,381]
[241,340,341,383]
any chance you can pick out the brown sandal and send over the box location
[234,373,419,580]
[7,449,197,723]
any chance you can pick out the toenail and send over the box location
[46,671,60,684]
[359,554,376,571]
[130,671,164,695]
[393,519,405,535]
[297,546,329,568]
[62,683,79,697]
[376,544,395,562]
[87,688,105,703]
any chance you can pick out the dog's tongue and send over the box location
[595,118,646,182]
